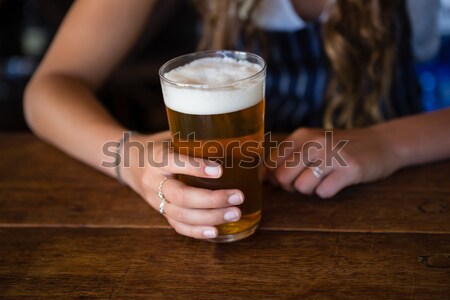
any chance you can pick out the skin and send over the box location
[290,0,328,21]
[24,0,450,239]
[267,110,450,198]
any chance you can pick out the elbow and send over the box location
[23,77,39,134]
[23,74,51,139]
[23,76,43,135]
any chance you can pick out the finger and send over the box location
[293,165,332,195]
[153,146,223,179]
[164,203,241,226]
[167,217,218,239]
[274,149,324,192]
[266,128,314,170]
[274,151,307,192]
[267,142,298,188]
[315,168,355,199]
[266,139,298,171]
[163,178,244,209]
[268,129,324,189]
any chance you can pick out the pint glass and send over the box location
[159,50,266,242]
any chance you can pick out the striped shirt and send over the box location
[246,1,423,131]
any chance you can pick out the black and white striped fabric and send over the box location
[249,2,422,132]
[264,24,327,131]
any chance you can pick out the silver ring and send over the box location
[158,177,172,215]
[312,166,324,179]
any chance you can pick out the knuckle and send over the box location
[173,187,187,207]
[293,127,307,138]
[202,209,222,225]
[153,144,165,163]
[167,150,180,164]
[294,178,311,194]
[275,169,289,185]
[354,164,363,179]
[294,127,320,141]
[297,184,310,195]
[143,193,156,208]
[172,206,186,222]
[348,158,363,182]
[214,211,226,224]
[211,210,226,225]
[156,147,173,171]
[140,172,153,190]
[210,190,226,207]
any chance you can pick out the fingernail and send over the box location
[224,210,240,222]
[205,165,221,177]
[203,229,217,238]
[228,193,244,205]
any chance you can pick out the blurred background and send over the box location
[0,0,200,132]
[0,0,449,132]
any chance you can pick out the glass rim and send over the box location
[159,50,266,90]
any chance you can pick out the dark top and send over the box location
[254,1,422,131]
[101,0,422,133]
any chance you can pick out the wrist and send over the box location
[115,131,137,185]
[118,132,146,190]
[119,131,171,194]
[370,121,410,171]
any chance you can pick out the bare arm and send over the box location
[24,0,244,240]
[24,0,157,178]
[269,107,450,198]
[375,107,450,169]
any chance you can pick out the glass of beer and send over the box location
[159,50,266,242]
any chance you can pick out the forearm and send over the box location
[373,108,450,170]
[24,74,126,178]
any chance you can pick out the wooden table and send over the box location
[0,133,449,299]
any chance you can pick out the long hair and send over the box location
[193,0,399,129]
[193,0,261,51]
[322,0,398,128]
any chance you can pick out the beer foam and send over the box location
[162,57,264,115]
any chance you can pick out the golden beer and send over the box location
[159,51,266,242]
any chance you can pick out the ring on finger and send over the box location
[158,176,172,215]
[311,166,324,179]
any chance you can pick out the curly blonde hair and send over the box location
[193,0,400,129]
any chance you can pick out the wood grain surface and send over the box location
[0,133,449,299]
[1,133,449,233]
[1,228,450,300]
